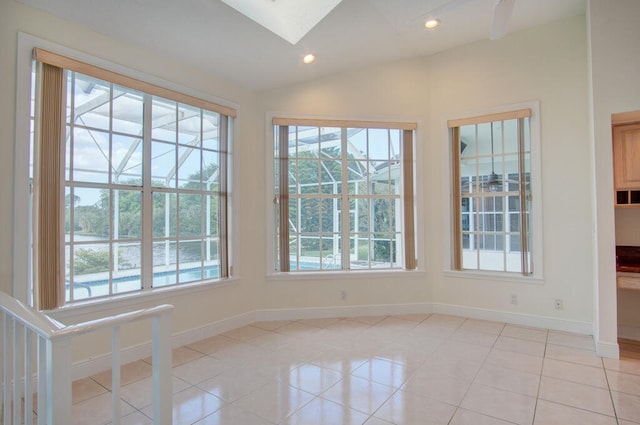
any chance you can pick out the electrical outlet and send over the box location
[340,290,347,300]
[554,299,563,310]
[510,294,518,305]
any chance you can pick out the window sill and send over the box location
[266,269,426,282]
[47,277,239,321]
[443,269,544,285]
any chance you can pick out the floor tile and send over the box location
[493,335,546,357]
[542,358,608,388]
[547,331,595,351]
[604,356,640,376]
[72,377,108,404]
[193,404,274,425]
[538,376,615,416]
[142,386,225,425]
[232,381,315,423]
[120,375,190,409]
[351,358,414,389]
[611,390,640,423]
[545,343,602,368]
[72,392,136,425]
[321,375,396,415]
[607,369,640,396]
[461,383,536,425]
[533,399,617,425]
[282,397,370,425]
[458,319,505,335]
[288,363,344,395]
[474,363,540,397]
[91,360,153,390]
[485,348,544,375]
[373,389,456,425]
[449,408,516,425]
[66,314,640,425]
[501,324,548,342]
[197,367,275,403]
[171,355,227,385]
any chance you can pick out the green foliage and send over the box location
[73,248,109,275]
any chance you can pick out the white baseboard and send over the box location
[71,302,614,378]
[596,340,620,359]
[255,303,432,322]
[430,303,594,335]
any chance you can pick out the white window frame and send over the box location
[443,101,544,283]
[13,33,239,310]
[266,114,424,278]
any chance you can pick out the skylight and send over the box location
[220,0,343,45]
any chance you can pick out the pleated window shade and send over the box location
[35,62,65,310]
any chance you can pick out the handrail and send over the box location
[54,304,174,338]
[0,291,174,424]
[0,291,64,336]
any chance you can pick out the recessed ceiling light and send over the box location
[424,18,440,29]
[303,53,316,64]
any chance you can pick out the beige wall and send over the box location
[0,0,264,361]
[259,16,594,327]
[588,0,640,350]
[1,0,626,365]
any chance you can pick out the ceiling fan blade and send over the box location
[490,0,515,40]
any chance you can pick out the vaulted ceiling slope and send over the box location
[17,0,587,91]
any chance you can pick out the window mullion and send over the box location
[141,94,153,289]
[340,128,350,270]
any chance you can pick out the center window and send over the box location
[273,119,417,272]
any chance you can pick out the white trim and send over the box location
[431,302,592,335]
[13,32,241,306]
[255,303,432,322]
[442,270,544,285]
[264,111,425,277]
[266,269,426,281]
[596,340,620,359]
[442,100,544,280]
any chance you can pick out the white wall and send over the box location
[588,0,640,354]
[258,16,595,332]
[0,0,264,363]
[1,0,622,368]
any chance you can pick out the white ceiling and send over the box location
[17,0,587,91]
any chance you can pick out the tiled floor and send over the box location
[70,314,640,425]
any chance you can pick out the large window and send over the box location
[31,49,234,309]
[273,118,417,272]
[450,109,535,275]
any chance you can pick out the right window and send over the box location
[450,109,533,275]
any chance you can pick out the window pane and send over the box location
[152,97,176,142]
[179,240,202,283]
[72,73,110,131]
[203,150,220,191]
[71,187,109,240]
[72,127,110,183]
[300,237,321,270]
[202,111,220,151]
[179,193,202,236]
[113,242,141,294]
[112,135,143,184]
[151,141,176,188]
[71,244,109,299]
[112,86,144,135]
[178,146,201,189]
[115,190,141,239]
[299,198,320,232]
[153,240,177,287]
[153,192,177,238]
